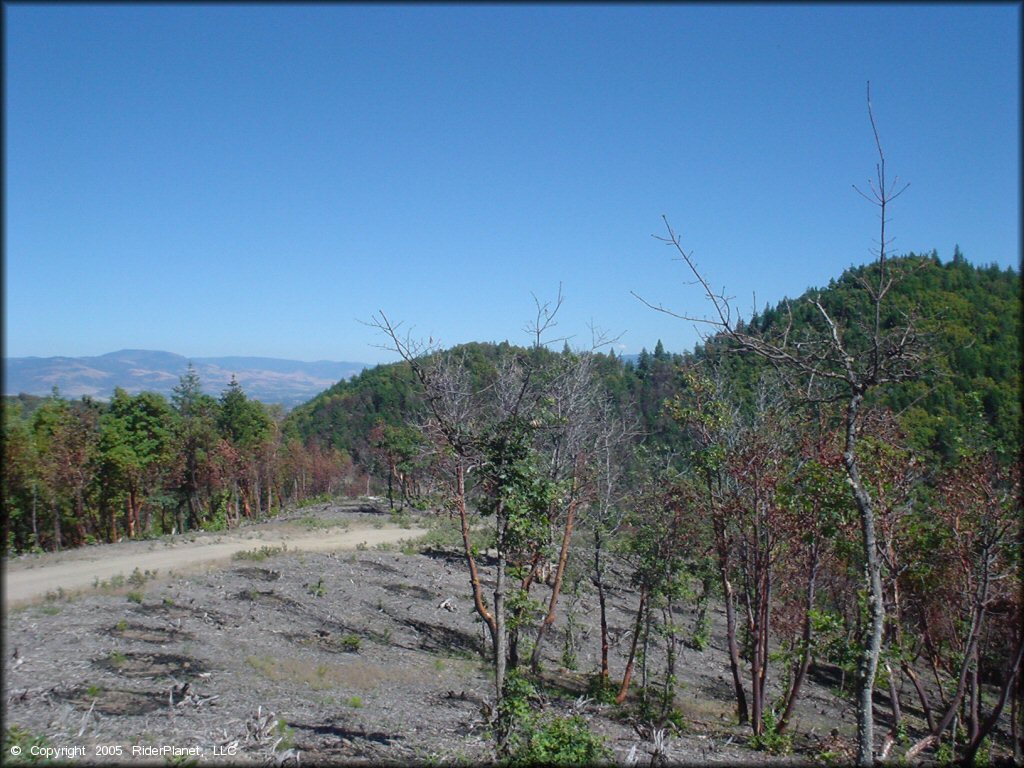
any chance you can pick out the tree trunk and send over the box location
[494,544,507,722]
[843,391,885,768]
[126,494,136,539]
[961,636,1024,764]
[640,598,653,709]
[905,581,990,759]
[31,483,39,546]
[594,530,611,680]
[493,511,509,755]
[188,492,201,531]
[107,498,117,543]
[530,496,579,671]
[616,586,648,704]
[721,567,749,724]
[968,661,980,744]
[1012,665,1021,764]
[52,501,62,552]
[879,661,904,760]
[456,461,496,642]
[902,662,936,733]
[749,551,772,736]
[779,553,818,733]
[662,601,678,717]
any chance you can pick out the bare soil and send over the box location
[4,503,425,608]
[2,499,977,766]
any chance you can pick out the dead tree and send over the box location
[370,313,499,656]
[585,397,639,685]
[370,293,608,755]
[636,83,923,766]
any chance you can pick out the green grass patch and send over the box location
[295,516,344,531]
[3,725,50,763]
[232,544,287,562]
[307,578,326,598]
[246,655,349,690]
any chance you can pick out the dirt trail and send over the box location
[3,523,425,608]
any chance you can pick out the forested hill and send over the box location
[693,251,1020,461]
[284,252,1020,466]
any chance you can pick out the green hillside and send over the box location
[286,252,1020,466]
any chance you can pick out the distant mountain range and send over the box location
[3,350,369,408]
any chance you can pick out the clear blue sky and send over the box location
[5,4,1020,365]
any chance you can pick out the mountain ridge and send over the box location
[3,349,369,408]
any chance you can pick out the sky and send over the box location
[4,4,1020,365]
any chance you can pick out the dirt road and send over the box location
[3,522,425,609]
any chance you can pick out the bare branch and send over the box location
[524,284,570,350]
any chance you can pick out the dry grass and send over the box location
[244,654,439,691]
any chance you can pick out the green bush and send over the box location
[3,725,49,763]
[500,670,610,766]
[232,544,286,561]
[749,710,792,755]
[506,713,610,766]
[586,674,618,705]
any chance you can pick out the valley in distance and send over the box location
[3,349,370,409]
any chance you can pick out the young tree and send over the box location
[30,391,101,549]
[216,376,272,522]
[369,422,428,509]
[99,389,175,538]
[171,365,220,531]
[370,316,503,701]
[2,400,40,552]
[667,368,749,724]
[614,468,691,711]
[903,451,1022,762]
[527,345,608,672]
[584,397,639,686]
[723,381,793,736]
[371,295,617,757]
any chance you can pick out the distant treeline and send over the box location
[3,369,357,553]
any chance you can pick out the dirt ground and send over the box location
[3,499,1011,766]
[4,504,426,608]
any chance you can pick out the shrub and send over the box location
[232,544,286,562]
[586,674,618,705]
[500,670,611,766]
[749,710,792,755]
[3,725,49,763]
[507,714,610,766]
